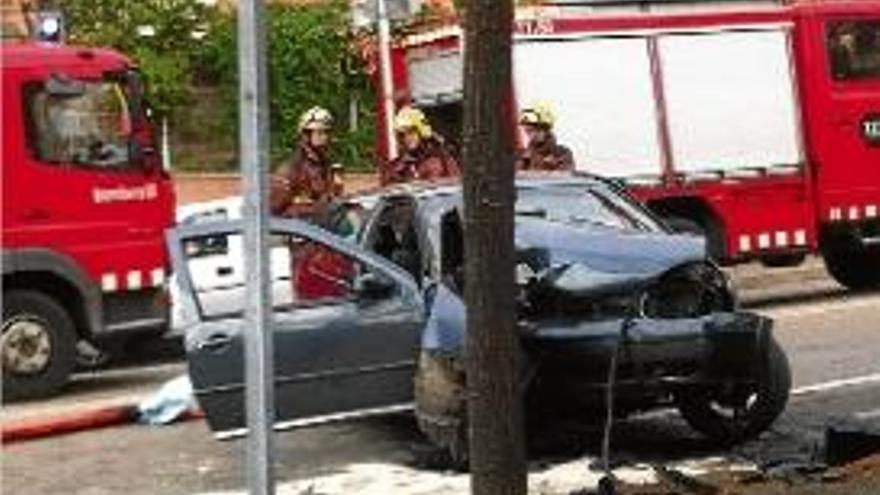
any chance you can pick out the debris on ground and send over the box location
[603,453,880,495]
[824,415,880,466]
[137,374,197,425]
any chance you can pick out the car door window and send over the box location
[365,199,423,284]
[182,231,394,320]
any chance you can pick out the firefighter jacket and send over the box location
[384,137,461,185]
[270,142,343,221]
[516,135,575,172]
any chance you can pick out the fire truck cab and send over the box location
[384,0,880,289]
[2,43,175,399]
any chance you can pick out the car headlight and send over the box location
[639,263,735,319]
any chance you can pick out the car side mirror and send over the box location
[354,272,395,301]
[129,139,158,170]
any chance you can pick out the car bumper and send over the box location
[523,312,772,386]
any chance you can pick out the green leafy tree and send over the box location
[62,0,218,117]
[60,0,377,171]
[198,2,377,170]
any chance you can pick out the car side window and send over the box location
[24,76,133,168]
[827,19,880,81]
[182,231,394,320]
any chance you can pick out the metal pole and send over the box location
[376,0,398,159]
[238,0,275,493]
[161,117,171,172]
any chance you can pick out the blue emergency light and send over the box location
[36,11,64,43]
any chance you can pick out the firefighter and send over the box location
[270,106,351,299]
[270,105,344,222]
[516,102,575,172]
[384,106,460,185]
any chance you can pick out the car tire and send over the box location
[413,352,469,469]
[676,337,791,444]
[822,245,880,290]
[2,290,78,401]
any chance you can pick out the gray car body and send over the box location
[171,177,764,437]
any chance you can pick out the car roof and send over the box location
[377,172,609,202]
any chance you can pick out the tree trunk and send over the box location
[461,0,525,494]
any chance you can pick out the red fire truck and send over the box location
[378,0,880,289]
[2,43,176,399]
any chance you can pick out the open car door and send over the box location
[167,217,424,437]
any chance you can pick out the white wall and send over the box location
[514,36,664,177]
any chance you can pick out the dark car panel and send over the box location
[169,217,424,436]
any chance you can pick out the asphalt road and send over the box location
[4,265,880,495]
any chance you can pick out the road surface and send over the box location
[4,264,879,494]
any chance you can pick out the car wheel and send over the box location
[676,337,791,444]
[413,352,469,469]
[2,291,77,400]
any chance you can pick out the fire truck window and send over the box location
[26,80,133,167]
[827,20,880,81]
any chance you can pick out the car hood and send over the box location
[514,216,706,295]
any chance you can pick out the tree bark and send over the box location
[461,1,525,494]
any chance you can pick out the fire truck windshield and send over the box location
[26,76,134,168]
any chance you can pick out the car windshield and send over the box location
[515,184,659,232]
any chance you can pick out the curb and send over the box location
[1,404,204,444]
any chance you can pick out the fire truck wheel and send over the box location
[2,290,77,400]
[760,253,807,268]
[822,246,880,290]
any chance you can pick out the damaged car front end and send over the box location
[411,178,790,463]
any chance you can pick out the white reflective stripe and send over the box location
[867,205,878,219]
[127,271,142,291]
[830,207,843,221]
[101,274,118,292]
[758,233,771,249]
[849,206,861,221]
[738,235,752,253]
[774,231,789,248]
[794,229,807,246]
[151,268,165,287]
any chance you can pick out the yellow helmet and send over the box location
[394,106,432,139]
[298,106,333,133]
[519,102,556,128]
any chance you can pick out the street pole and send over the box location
[161,117,171,172]
[238,0,275,494]
[461,0,526,494]
[376,0,398,160]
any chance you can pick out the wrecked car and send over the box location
[168,176,791,463]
